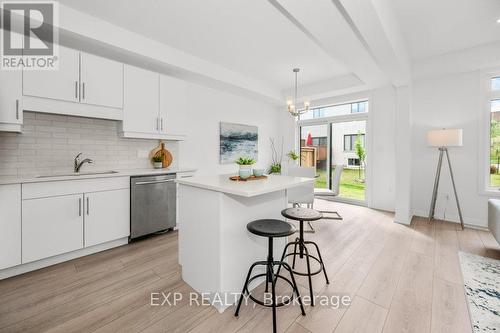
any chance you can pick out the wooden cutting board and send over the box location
[150,142,173,168]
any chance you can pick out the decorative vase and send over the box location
[253,168,265,177]
[239,169,252,179]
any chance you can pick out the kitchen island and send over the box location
[176,174,314,312]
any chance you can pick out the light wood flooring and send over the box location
[1,199,499,333]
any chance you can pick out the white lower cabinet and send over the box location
[20,177,130,265]
[84,189,130,247]
[22,194,84,264]
[0,185,21,269]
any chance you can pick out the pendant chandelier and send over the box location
[287,68,310,117]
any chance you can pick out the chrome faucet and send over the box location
[74,153,94,173]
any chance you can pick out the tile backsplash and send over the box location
[0,112,178,177]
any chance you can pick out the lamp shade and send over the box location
[427,129,463,147]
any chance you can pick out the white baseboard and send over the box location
[412,211,488,230]
[0,237,128,280]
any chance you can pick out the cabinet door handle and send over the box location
[75,81,78,99]
[86,197,89,215]
[156,117,159,131]
[82,82,85,100]
[79,198,82,216]
[161,117,164,131]
[15,99,19,120]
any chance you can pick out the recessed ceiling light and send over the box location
[497,17,500,23]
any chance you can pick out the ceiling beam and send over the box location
[336,0,411,86]
[270,0,388,89]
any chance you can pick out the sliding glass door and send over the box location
[300,124,329,189]
[330,120,366,202]
[298,100,368,204]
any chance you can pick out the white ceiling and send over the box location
[57,0,348,90]
[55,0,500,99]
[391,0,500,60]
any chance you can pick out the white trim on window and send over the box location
[479,68,500,196]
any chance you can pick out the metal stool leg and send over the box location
[281,262,306,316]
[235,262,260,317]
[292,239,298,268]
[270,263,277,333]
[302,245,314,306]
[305,240,329,284]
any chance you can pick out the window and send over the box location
[351,101,367,114]
[486,73,500,189]
[492,77,500,91]
[300,100,369,120]
[313,109,325,118]
[311,137,327,146]
[344,134,365,151]
[348,158,360,166]
[490,99,500,187]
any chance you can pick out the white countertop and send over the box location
[176,174,314,197]
[0,167,197,185]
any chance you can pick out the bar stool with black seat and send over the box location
[279,207,329,306]
[235,219,305,333]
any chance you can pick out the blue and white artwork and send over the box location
[220,122,258,164]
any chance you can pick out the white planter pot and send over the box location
[153,162,163,169]
[239,165,252,172]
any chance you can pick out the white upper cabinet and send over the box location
[80,52,123,109]
[23,46,80,103]
[121,65,160,137]
[121,66,187,140]
[22,46,123,120]
[0,184,21,270]
[160,75,188,138]
[0,67,23,132]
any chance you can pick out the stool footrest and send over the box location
[245,272,297,308]
[281,252,324,276]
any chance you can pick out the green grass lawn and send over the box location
[315,168,365,201]
[491,173,500,186]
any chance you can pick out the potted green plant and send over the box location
[152,155,163,169]
[287,150,299,162]
[268,137,284,174]
[235,157,255,179]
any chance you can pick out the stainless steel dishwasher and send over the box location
[130,174,176,240]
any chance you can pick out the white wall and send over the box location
[178,83,281,176]
[410,70,487,227]
[370,86,397,212]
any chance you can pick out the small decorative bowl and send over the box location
[253,168,265,177]
[239,169,252,179]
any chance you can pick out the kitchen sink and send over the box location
[36,171,119,178]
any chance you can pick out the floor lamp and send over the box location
[427,129,465,230]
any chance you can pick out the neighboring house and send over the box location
[300,120,365,170]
